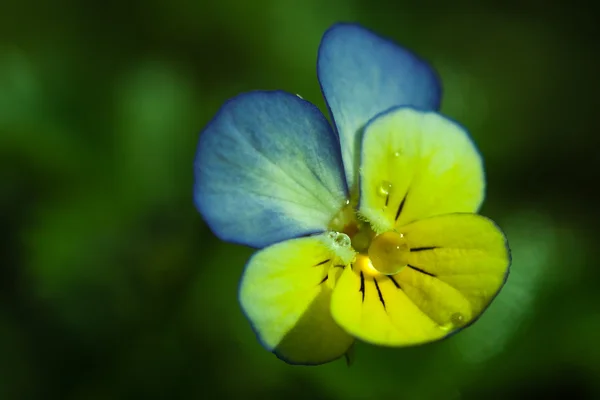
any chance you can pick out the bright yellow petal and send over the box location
[330,213,510,347]
[330,255,445,347]
[358,107,485,233]
[239,234,355,365]
[399,213,510,319]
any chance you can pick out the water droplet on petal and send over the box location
[335,233,351,247]
[451,312,465,326]
[368,231,409,275]
[393,150,402,157]
[377,181,393,197]
[323,231,357,265]
[327,231,351,248]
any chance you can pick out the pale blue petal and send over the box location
[318,23,442,189]
[194,90,348,248]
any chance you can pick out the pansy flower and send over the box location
[194,23,511,365]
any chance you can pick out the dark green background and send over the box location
[2,1,598,399]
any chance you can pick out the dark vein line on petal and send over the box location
[407,264,436,277]
[395,192,407,222]
[374,279,385,309]
[319,275,328,284]
[385,193,389,207]
[359,271,365,302]
[410,247,438,252]
[389,275,401,289]
[314,259,330,266]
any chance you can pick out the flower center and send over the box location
[329,202,409,276]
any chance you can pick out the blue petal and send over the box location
[317,23,442,189]
[194,91,348,248]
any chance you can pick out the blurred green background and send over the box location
[2,0,598,399]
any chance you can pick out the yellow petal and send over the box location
[239,234,355,365]
[400,213,510,319]
[358,107,485,233]
[330,213,510,347]
[330,256,445,347]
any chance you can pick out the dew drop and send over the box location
[327,231,351,248]
[368,231,409,275]
[440,312,466,331]
[377,181,393,197]
[335,233,351,247]
[451,312,465,326]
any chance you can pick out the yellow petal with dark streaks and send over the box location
[239,233,355,364]
[330,213,510,346]
[330,255,447,347]
[358,107,484,233]
[399,213,510,319]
